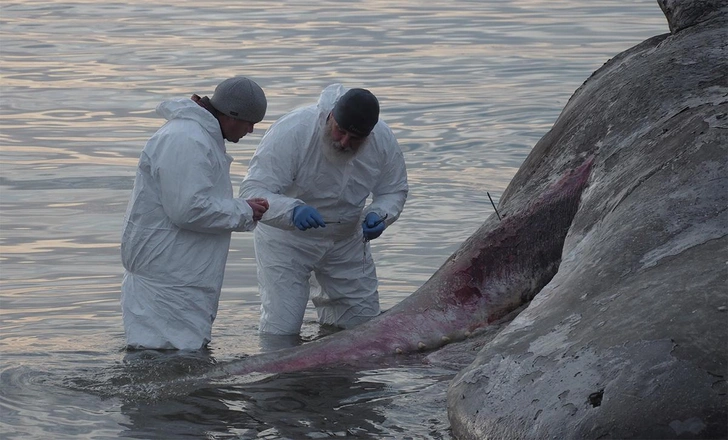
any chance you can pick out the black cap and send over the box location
[332,88,379,137]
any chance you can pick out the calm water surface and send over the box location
[1,1,667,438]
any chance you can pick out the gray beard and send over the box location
[321,123,358,165]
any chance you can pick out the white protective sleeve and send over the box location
[154,123,256,233]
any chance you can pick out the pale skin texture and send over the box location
[247,198,268,221]
[328,112,367,152]
[318,113,369,167]
[219,114,255,144]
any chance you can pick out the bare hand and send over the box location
[247,198,269,221]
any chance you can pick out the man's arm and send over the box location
[365,128,409,228]
[239,122,305,230]
[155,132,256,233]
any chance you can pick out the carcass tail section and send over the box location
[214,158,594,378]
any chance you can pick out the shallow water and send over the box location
[0,1,667,438]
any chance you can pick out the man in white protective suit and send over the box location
[121,76,270,350]
[240,84,409,336]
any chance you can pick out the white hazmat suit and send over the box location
[121,98,257,350]
[240,84,408,335]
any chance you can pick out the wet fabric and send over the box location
[240,84,408,335]
[121,98,257,350]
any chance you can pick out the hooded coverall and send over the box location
[121,98,257,350]
[240,84,409,335]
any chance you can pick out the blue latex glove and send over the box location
[362,212,386,241]
[292,205,326,230]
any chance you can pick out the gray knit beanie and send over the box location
[210,76,267,123]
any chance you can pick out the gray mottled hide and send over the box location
[447,1,728,439]
[658,0,728,32]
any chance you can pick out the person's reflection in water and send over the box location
[258,333,302,352]
[231,370,388,438]
[118,324,393,438]
[117,349,217,392]
[118,349,227,438]
[258,321,342,352]
[118,356,389,438]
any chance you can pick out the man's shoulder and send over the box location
[276,104,318,125]
[265,104,319,139]
[369,120,399,146]
[146,119,213,154]
[155,118,208,140]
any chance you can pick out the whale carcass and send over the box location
[447,0,727,438]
